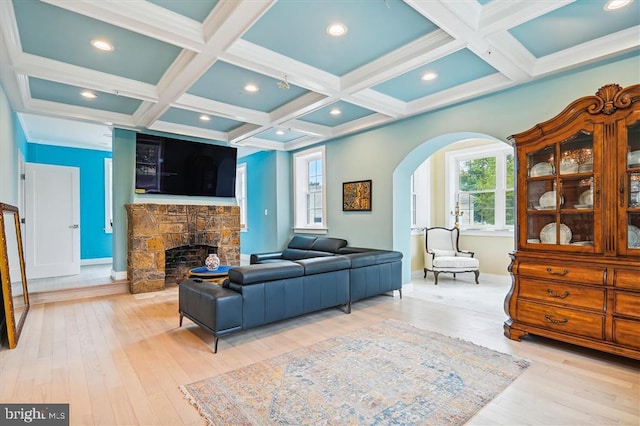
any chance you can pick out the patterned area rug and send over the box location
[181,320,530,425]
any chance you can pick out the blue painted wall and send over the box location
[27,143,113,260]
[238,150,291,255]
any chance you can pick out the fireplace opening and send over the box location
[165,245,217,286]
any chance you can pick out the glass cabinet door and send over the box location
[624,122,640,253]
[523,132,596,250]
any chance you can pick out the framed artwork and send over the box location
[343,180,372,211]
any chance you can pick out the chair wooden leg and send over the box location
[179,313,183,327]
[423,268,427,278]
[433,271,439,285]
[474,270,480,284]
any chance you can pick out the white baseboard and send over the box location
[111,270,127,280]
[81,257,113,266]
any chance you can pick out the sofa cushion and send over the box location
[310,237,348,253]
[295,256,351,275]
[287,235,317,250]
[228,262,304,285]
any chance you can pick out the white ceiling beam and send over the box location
[268,92,333,124]
[342,90,405,118]
[224,39,341,96]
[407,0,530,82]
[478,0,574,35]
[25,98,136,128]
[282,135,326,152]
[533,27,640,77]
[174,93,271,125]
[407,73,514,115]
[340,30,460,93]
[136,0,275,128]
[285,120,332,138]
[11,52,158,101]
[238,136,287,151]
[41,0,205,51]
[148,120,230,143]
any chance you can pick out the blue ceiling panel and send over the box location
[257,128,307,143]
[13,0,182,85]
[28,77,142,114]
[509,0,640,58]
[298,101,375,127]
[159,107,243,133]
[372,48,498,102]
[188,61,310,112]
[241,0,437,76]
[477,0,494,5]
[146,0,218,22]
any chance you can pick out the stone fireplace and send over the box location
[125,204,240,294]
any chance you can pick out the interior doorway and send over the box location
[25,163,81,279]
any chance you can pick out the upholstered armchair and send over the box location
[423,227,479,285]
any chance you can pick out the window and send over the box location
[236,163,247,230]
[446,143,514,231]
[104,158,113,234]
[294,146,326,232]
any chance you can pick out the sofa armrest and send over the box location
[250,251,284,264]
[457,250,474,258]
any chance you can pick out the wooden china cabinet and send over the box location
[504,83,640,360]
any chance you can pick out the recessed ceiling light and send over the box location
[81,90,97,99]
[276,130,285,135]
[200,115,211,121]
[327,23,348,37]
[604,0,632,10]
[244,83,259,93]
[421,71,438,81]
[91,39,114,52]
[330,108,342,116]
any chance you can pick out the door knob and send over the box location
[69,224,79,229]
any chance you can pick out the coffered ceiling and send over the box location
[0,0,638,152]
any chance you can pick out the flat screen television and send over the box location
[135,133,237,197]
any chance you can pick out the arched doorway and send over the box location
[392,132,508,284]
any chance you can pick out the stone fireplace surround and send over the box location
[125,204,240,294]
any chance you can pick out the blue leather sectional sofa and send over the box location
[178,236,402,352]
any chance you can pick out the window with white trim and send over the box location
[294,146,326,232]
[446,143,514,231]
[236,163,247,230]
[104,158,113,234]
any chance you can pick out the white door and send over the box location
[25,163,80,279]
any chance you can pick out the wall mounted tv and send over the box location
[135,133,237,197]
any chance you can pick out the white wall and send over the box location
[0,85,19,206]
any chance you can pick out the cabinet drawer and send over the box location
[614,291,640,319]
[516,300,605,340]
[613,269,640,290]
[613,318,640,349]
[519,278,605,311]
[518,262,605,285]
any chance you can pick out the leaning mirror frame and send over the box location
[0,203,30,349]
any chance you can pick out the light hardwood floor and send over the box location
[1,274,638,425]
